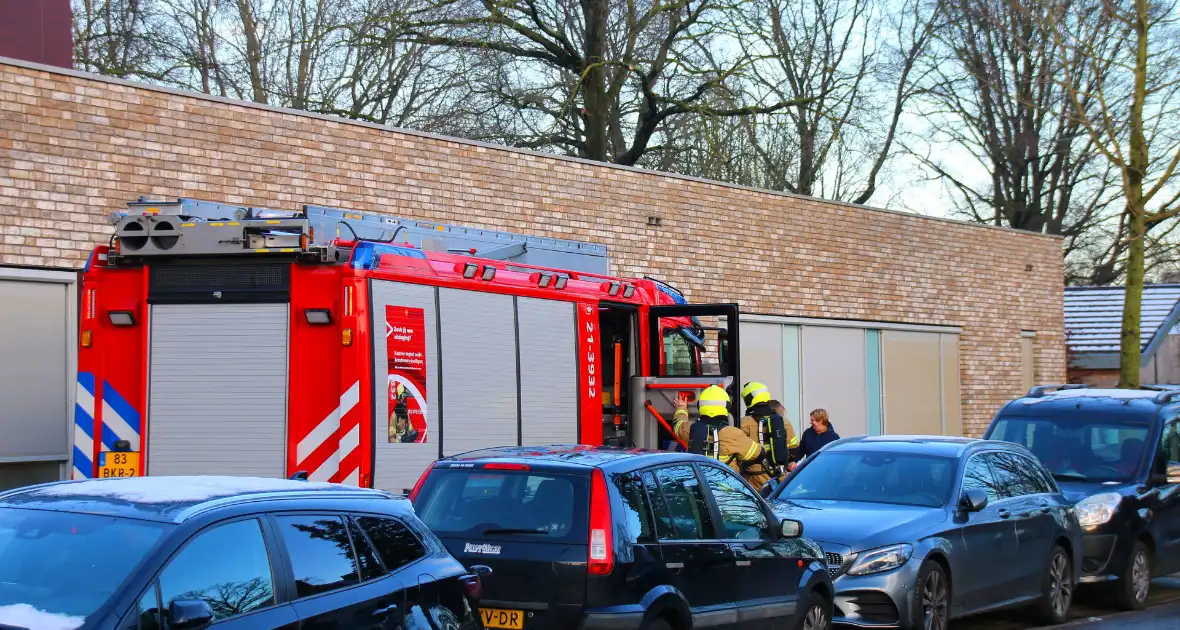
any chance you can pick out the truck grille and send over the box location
[826,552,844,578]
[149,263,290,304]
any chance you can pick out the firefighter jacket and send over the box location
[672,409,766,487]
[742,403,802,461]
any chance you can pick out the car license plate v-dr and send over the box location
[98,451,139,478]
[480,608,524,629]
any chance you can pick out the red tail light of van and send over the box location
[587,468,614,575]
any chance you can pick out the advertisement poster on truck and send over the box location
[386,305,429,443]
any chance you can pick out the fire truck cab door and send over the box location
[642,303,741,450]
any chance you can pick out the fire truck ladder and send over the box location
[106,197,609,273]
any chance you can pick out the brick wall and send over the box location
[0,58,1066,436]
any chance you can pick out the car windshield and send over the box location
[0,508,166,628]
[990,416,1150,482]
[779,451,956,507]
[413,469,587,542]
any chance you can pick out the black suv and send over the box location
[408,445,832,630]
[0,476,482,629]
[984,385,1180,610]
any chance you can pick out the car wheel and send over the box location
[1033,545,1074,624]
[908,561,949,630]
[793,590,831,630]
[1113,540,1152,611]
[641,618,673,630]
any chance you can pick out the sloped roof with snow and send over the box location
[1065,285,1180,368]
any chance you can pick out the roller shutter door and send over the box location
[518,297,578,445]
[439,289,518,456]
[147,304,289,477]
[370,281,440,492]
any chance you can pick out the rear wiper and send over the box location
[1052,472,1088,481]
[481,527,549,535]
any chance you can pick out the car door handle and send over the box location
[372,604,399,619]
[998,509,1011,519]
[735,560,751,567]
[666,562,684,571]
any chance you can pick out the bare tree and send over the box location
[911,0,1121,260]
[729,0,936,202]
[73,0,167,79]
[399,0,808,164]
[1043,0,1180,386]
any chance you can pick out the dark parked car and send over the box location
[0,476,483,630]
[766,435,1082,629]
[409,445,832,630]
[985,385,1180,610]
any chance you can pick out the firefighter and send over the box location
[672,385,768,487]
[739,382,801,494]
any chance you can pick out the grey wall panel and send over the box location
[147,304,288,477]
[371,280,439,492]
[941,334,962,436]
[802,326,868,437]
[0,279,70,459]
[739,321,784,418]
[440,288,519,456]
[881,330,942,435]
[518,297,578,445]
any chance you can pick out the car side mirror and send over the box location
[959,488,988,512]
[779,518,803,539]
[167,599,214,630]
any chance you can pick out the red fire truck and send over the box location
[74,198,740,491]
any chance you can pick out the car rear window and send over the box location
[413,468,588,543]
[0,508,166,624]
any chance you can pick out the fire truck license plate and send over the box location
[480,608,524,629]
[98,452,139,478]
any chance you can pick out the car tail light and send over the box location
[408,462,435,502]
[587,468,614,575]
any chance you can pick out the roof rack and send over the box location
[1026,384,1092,398]
[1154,390,1180,404]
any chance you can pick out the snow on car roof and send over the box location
[1021,388,1161,404]
[28,475,352,504]
[0,604,85,630]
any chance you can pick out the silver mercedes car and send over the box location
[766,435,1082,629]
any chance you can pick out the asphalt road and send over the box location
[952,577,1180,630]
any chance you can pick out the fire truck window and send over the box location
[663,331,696,377]
[274,515,362,598]
[158,519,275,622]
[355,516,427,572]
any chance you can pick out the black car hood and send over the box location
[1056,479,1139,503]
[768,498,949,551]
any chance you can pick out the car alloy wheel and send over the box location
[921,569,948,630]
[1132,548,1151,604]
[802,602,827,630]
[1049,550,1073,618]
